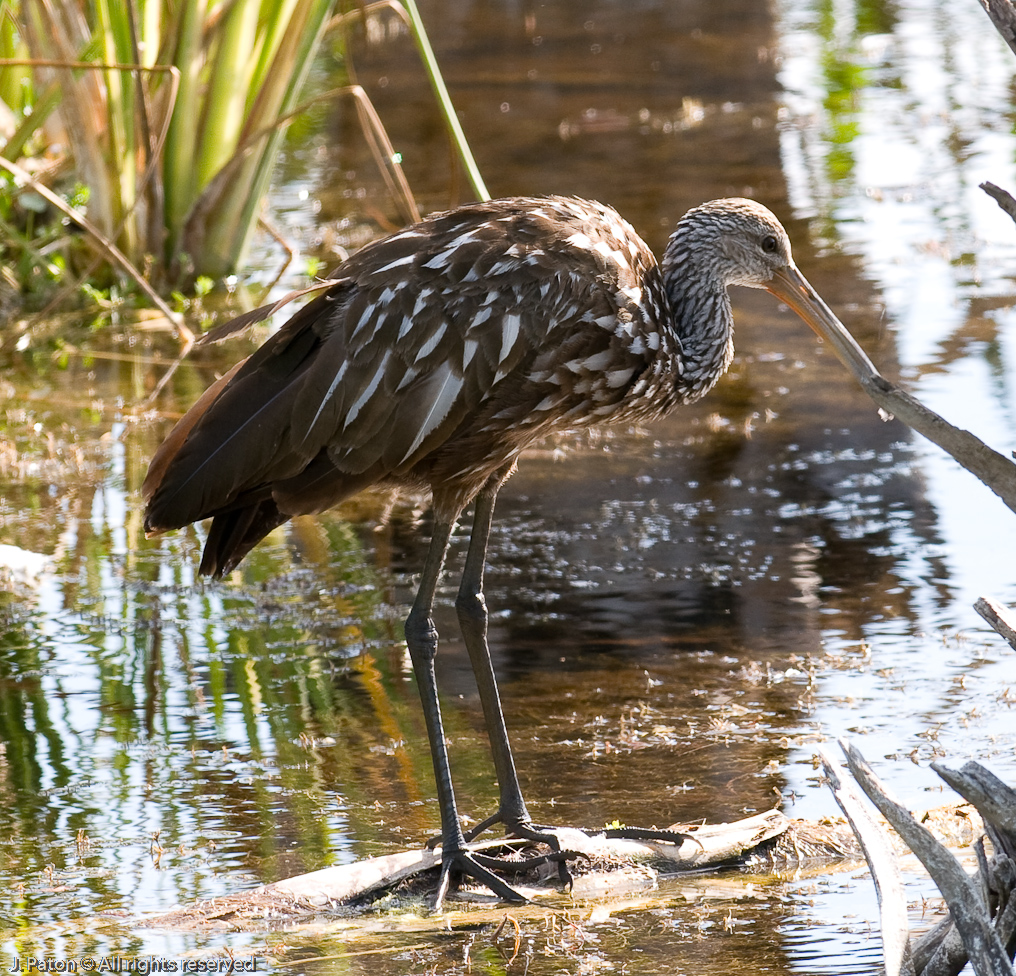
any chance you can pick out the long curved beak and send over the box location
[766,264,882,384]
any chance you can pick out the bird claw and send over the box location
[461,814,584,887]
[433,847,529,910]
[431,814,699,903]
[427,812,588,898]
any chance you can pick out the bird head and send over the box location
[667,197,795,289]
[664,198,881,386]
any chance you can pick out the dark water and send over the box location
[3,0,1016,972]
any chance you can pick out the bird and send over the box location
[142,195,878,907]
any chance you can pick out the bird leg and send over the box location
[453,486,696,871]
[454,484,579,884]
[404,510,527,909]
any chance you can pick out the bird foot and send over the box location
[461,813,588,886]
[432,846,529,910]
[428,820,697,906]
[427,812,589,895]
[431,843,587,908]
[462,811,561,847]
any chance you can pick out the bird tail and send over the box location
[199,500,290,578]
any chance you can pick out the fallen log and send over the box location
[138,808,863,931]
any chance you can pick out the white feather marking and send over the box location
[305,361,348,438]
[580,349,614,371]
[351,306,375,340]
[471,306,493,328]
[605,367,636,388]
[401,365,464,461]
[398,316,414,340]
[567,231,592,249]
[499,313,521,364]
[448,230,479,249]
[463,338,478,369]
[646,332,661,351]
[343,351,391,429]
[413,288,433,317]
[423,246,461,269]
[414,322,448,363]
[621,284,643,304]
[533,394,559,412]
[373,254,416,275]
[396,365,420,392]
[489,258,518,276]
[593,240,623,264]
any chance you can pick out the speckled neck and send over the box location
[661,219,736,403]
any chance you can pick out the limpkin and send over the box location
[143,196,877,906]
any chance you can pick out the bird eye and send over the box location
[761,235,779,254]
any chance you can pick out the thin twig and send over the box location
[858,373,1016,516]
[195,278,341,345]
[256,213,297,291]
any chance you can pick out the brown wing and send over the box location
[143,196,664,574]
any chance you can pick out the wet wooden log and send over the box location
[138,809,861,930]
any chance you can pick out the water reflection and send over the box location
[2,0,1016,972]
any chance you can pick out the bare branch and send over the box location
[931,762,1016,838]
[822,748,916,976]
[979,1,1016,59]
[858,374,1016,517]
[981,182,1016,229]
[841,741,1014,976]
[974,597,1016,652]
